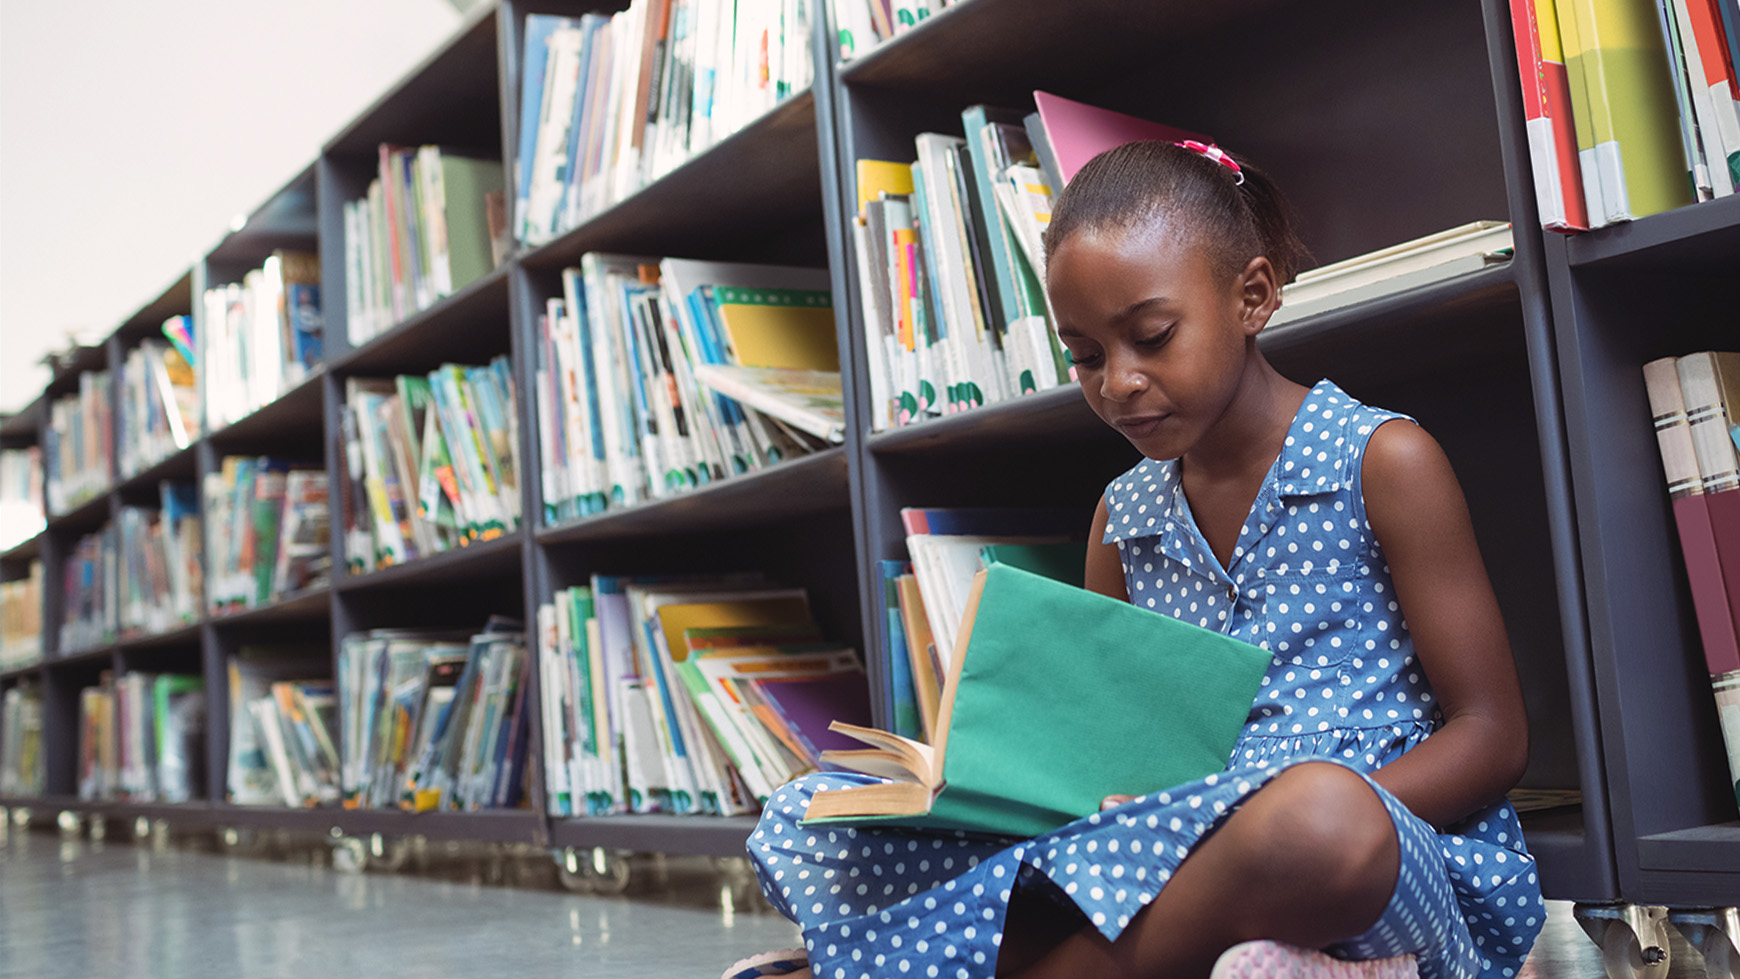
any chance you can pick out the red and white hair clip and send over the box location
[1174,140,1245,186]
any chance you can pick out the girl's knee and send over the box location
[1234,762,1396,880]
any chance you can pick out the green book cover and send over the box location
[440,155,506,294]
[807,563,1272,838]
[979,541,1088,588]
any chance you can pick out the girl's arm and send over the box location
[1086,495,1130,602]
[1360,419,1530,828]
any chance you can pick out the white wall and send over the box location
[0,0,465,413]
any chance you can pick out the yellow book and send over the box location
[655,596,817,663]
[856,158,915,218]
[1567,0,1694,220]
[714,287,841,371]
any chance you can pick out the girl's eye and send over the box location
[1135,324,1176,348]
[1066,349,1103,368]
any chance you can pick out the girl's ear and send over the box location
[1236,256,1280,335]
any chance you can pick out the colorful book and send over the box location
[1511,0,1592,229]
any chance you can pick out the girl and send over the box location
[730,140,1543,979]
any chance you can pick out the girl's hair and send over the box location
[1042,140,1310,286]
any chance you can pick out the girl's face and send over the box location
[1047,222,1272,462]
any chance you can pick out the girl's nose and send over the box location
[1099,353,1147,402]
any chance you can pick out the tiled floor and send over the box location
[0,822,1713,978]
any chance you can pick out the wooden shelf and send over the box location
[116,621,203,651]
[337,529,524,592]
[207,587,332,628]
[0,663,43,683]
[330,265,514,376]
[548,814,761,858]
[45,645,115,668]
[116,443,199,495]
[205,369,327,451]
[1566,194,1740,271]
[45,489,112,534]
[1,530,44,564]
[538,449,850,545]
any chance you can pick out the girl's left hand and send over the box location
[1100,794,1134,811]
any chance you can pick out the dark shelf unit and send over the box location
[4,0,1726,905]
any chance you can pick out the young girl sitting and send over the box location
[729,139,1543,979]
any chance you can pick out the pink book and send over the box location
[1031,91,1209,186]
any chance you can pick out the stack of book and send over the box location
[534,257,837,523]
[104,672,206,803]
[337,621,532,812]
[116,484,202,638]
[60,525,117,654]
[876,507,1087,741]
[515,2,814,245]
[116,332,198,479]
[77,677,117,800]
[45,371,113,514]
[0,561,42,671]
[339,360,520,574]
[201,251,322,429]
[1642,351,1740,808]
[0,682,43,797]
[1507,0,1734,230]
[537,575,869,817]
[226,648,339,807]
[832,0,962,59]
[0,446,44,550]
[1268,222,1515,327]
[204,458,330,614]
[343,145,508,347]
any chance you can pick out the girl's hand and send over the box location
[1100,794,1135,811]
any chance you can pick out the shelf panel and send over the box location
[331,265,514,376]
[116,443,199,496]
[1637,823,1740,873]
[519,91,823,268]
[548,814,761,858]
[208,587,332,628]
[1566,194,1740,271]
[212,804,544,844]
[0,663,43,683]
[538,448,850,546]
[867,385,1102,457]
[45,645,116,668]
[0,395,43,441]
[1,530,44,564]
[206,164,319,275]
[46,490,113,534]
[337,529,524,592]
[116,621,203,651]
[205,369,327,451]
[115,269,195,342]
[42,345,110,401]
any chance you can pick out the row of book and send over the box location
[117,486,202,638]
[116,326,199,479]
[339,360,520,573]
[61,526,116,654]
[515,0,814,246]
[533,257,839,524]
[226,648,343,808]
[0,683,43,797]
[335,622,531,812]
[205,458,330,613]
[1507,0,1739,230]
[45,370,113,515]
[0,447,44,551]
[342,145,508,347]
[0,562,42,672]
[77,672,206,803]
[1643,351,1740,807]
[202,251,322,431]
[831,0,961,58]
[537,575,868,817]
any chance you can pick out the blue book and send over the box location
[515,15,579,233]
[879,560,923,741]
[555,14,606,230]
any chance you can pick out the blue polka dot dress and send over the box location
[748,380,1544,979]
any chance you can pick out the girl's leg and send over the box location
[1000,761,1400,979]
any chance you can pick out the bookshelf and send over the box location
[4,0,1736,914]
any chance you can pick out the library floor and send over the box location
[0,824,1701,979]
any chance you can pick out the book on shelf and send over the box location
[0,446,44,551]
[78,676,117,801]
[45,370,113,515]
[515,1,815,247]
[117,483,202,638]
[832,0,963,58]
[1642,352,1740,807]
[534,257,834,524]
[202,251,323,430]
[0,682,44,797]
[1025,91,1207,190]
[226,646,334,807]
[60,524,118,654]
[689,365,845,443]
[0,561,43,672]
[339,360,520,574]
[116,335,198,478]
[337,619,531,812]
[805,564,1272,836]
[205,458,331,613]
[1509,0,1592,230]
[1266,221,1515,328]
[538,574,869,817]
[343,145,506,346]
[108,671,205,802]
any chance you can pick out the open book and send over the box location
[804,564,1273,837]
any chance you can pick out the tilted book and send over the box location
[804,564,1272,838]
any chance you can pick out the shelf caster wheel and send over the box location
[331,834,367,874]
[1577,903,1672,979]
[554,846,632,895]
[1669,907,1740,979]
[554,848,593,893]
[219,827,256,852]
[366,833,410,872]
